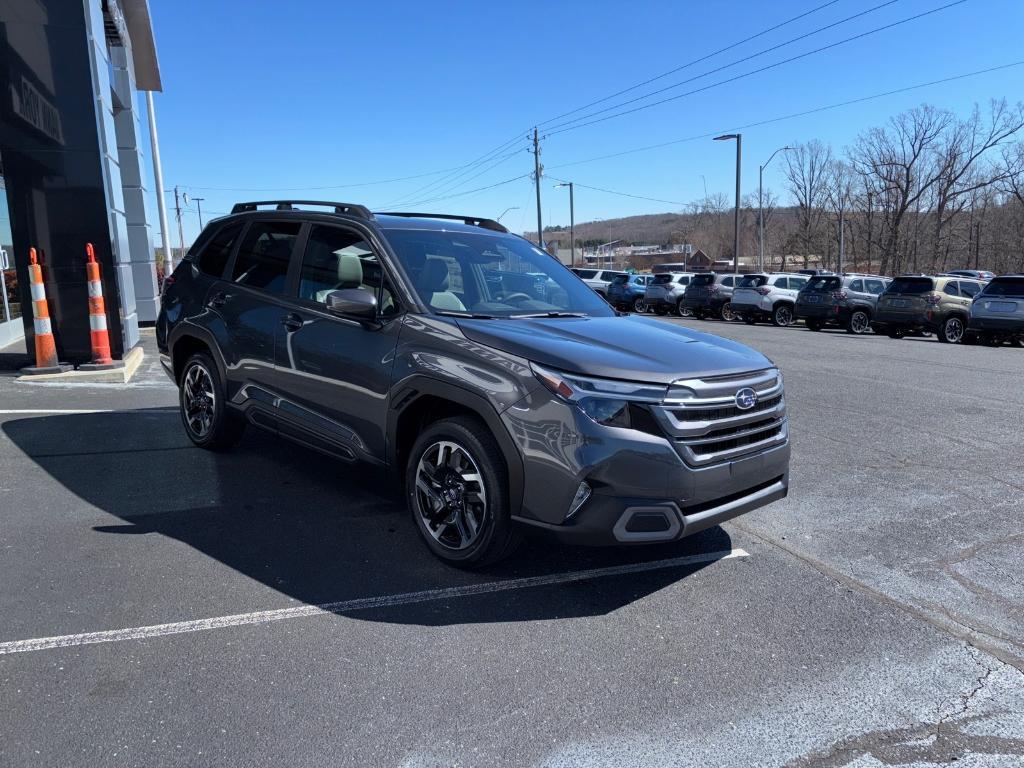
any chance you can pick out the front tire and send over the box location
[406,416,520,568]
[653,305,668,316]
[887,328,906,339]
[179,352,245,450]
[938,315,965,344]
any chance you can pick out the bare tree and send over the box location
[783,140,831,270]
[824,159,856,272]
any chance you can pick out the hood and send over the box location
[456,315,772,384]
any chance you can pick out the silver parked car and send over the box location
[645,272,695,316]
[731,273,809,327]
[968,274,1024,346]
[571,268,626,298]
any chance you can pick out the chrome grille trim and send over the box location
[654,368,788,466]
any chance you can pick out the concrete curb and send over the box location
[15,345,144,384]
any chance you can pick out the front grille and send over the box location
[671,392,782,422]
[652,369,788,466]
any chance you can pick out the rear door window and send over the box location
[576,269,597,279]
[196,222,243,278]
[721,276,735,287]
[231,221,301,294]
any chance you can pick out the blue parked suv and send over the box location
[607,273,653,312]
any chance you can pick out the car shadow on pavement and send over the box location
[3,409,734,627]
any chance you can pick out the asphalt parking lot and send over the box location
[1,324,1022,767]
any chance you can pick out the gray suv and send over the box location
[795,274,891,334]
[158,202,790,566]
[968,275,1024,346]
[682,272,740,320]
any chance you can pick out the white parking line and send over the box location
[0,409,116,414]
[0,548,747,655]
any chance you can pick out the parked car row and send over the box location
[577,266,1023,346]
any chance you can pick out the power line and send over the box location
[394,174,531,208]
[546,60,1024,172]
[537,0,845,129]
[546,0,968,137]
[388,143,528,209]
[179,166,468,193]
[547,177,686,207]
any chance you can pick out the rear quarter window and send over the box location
[739,275,768,288]
[195,222,244,278]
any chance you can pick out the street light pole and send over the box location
[194,197,205,230]
[758,146,792,272]
[714,133,742,275]
[556,182,575,266]
[496,206,519,223]
[145,92,173,281]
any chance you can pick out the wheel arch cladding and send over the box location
[389,379,525,516]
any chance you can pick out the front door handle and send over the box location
[208,291,228,308]
[281,313,303,332]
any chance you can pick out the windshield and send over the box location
[384,228,615,318]
[887,277,934,294]
[981,277,1024,297]
[806,276,841,292]
[739,275,768,288]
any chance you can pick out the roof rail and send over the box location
[376,211,508,234]
[230,200,374,219]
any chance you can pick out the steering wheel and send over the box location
[499,292,534,305]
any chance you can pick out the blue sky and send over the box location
[146,0,1024,243]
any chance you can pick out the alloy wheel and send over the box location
[774,305,794,327]
[850,311,870,334]
[632,297,647,313]
[414,441,487,551]
[182,363,216,439]
[721,302,735,322]
[943,317,964,344]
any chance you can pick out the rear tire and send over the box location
[887,329,906,339]
[677,299,692,317]
[632,297,647,313]
[771,304,794,327]
[938,315,966,344]
[406,416,520,568]
[653,305,668,316]
[805,319,823,332]
[846,309,871,335]
[179,352,245,451]
[720,302,735,322]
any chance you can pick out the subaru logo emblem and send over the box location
[735,387,758,410]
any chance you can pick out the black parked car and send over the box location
[159,201,790,566]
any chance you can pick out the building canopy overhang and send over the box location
[118,0,161,91]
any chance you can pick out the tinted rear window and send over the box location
[887,277,934,294]
[575,269,597,279]
[611,274,629,285]
[653,274,673,285]
[806,276,841,292]
[691,274,715,286]
[982,277,1024,297]
[739,275,768,288]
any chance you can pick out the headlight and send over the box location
[530,363,667,428]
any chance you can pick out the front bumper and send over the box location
[503,389,791,546]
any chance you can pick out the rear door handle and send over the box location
[208,291,228,308]
[281,313,303,332]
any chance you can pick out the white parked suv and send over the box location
[571,268,626,297]
[731,273,810,327]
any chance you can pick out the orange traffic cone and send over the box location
[79,242,117,370]
[21,247,71,375]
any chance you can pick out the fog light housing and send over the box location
[567,481,591,519]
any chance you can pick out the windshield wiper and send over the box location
[510,311,588,319]
[436,310,497,319]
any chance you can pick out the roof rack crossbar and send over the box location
[230,200,374,219]
[375,211,508,234]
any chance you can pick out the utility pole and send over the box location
[146,92,172,283]
[532,128,543,248]
[838,207,845,275]
[174,186,185,271]
[555,182,575,266]
[714,133,742,275]
[194,197,205,229]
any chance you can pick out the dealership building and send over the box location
[0,0,162,363]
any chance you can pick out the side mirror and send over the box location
[326,288,377,318]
